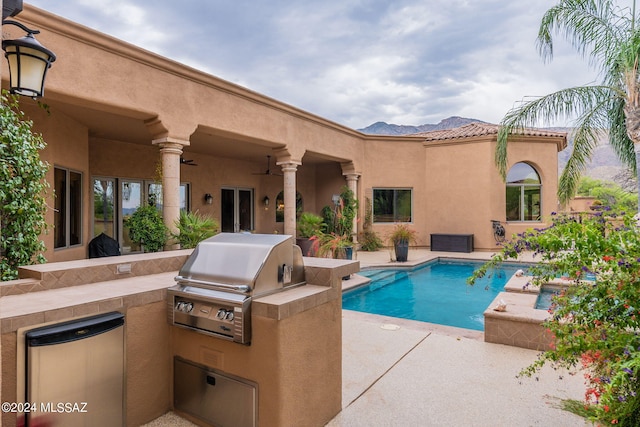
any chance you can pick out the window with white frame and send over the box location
[372,188,412,223]
[505,162,541,222]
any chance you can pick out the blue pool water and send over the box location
[535,286,566,310]
[342,260,522,331]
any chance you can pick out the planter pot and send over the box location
[296,237,317,257]
[341,246,353,280]
[394,241,409,262]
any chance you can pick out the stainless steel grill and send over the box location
[167,233,305,344]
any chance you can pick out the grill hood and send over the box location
[174,233,305,296]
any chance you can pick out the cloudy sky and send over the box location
[25,0,606,129]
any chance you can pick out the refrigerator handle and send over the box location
[206,375,216,386]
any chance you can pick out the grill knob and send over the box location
[216,309,226,319]
[185,303,194,313]
[224,311,234,321]
[176,302,185,311]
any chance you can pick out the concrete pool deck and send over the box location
[330,249,589,426]
[145,249,591,426]
[329,310,589,426]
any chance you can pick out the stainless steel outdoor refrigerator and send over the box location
[24,312,125,427]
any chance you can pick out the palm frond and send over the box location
[497,85,620,178]
[607,96,637,171]
[558,112,608,203]
[537,0,630,73]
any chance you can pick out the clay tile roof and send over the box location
[414,122,567,141]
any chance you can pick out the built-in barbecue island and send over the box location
[0,234,358,427]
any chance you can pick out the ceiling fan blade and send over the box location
[252,155,282,176]
[180,157,197,166]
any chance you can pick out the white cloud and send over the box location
[53,0,174,54]
[25,0,600,129]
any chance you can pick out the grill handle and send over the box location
[174,276,251,293]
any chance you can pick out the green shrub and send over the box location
[0,91,49,280]
[125,204,168,252]
[359,229,384,251]
[296,212,324,238]
[359,196,383,251]
[173,211,219,249]
[469,211,640,425]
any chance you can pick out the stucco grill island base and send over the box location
[0,251,357,427]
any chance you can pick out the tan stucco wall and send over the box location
[172,299,342,427]
[21,101,90,262]
[566,196,596,212]
[0,4,565,260]
[500,136,561,243]
[0,333,17,427]
[423,136,560,250]
[361,138,429,245]
[424,139,497,249]
[126,302,171,427]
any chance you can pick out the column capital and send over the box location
[152,137,190,150]
[276,160,302,172]
[340,161,361,177]
[343,173,360,182]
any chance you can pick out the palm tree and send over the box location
[496,0,640,209]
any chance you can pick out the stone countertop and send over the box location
[0,272,176,333]
[1,257,360,334]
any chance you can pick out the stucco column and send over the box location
[344,173,360,244]
[152,138,188,248]
[278,161,301,237]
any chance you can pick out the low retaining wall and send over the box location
[483,275,570,350]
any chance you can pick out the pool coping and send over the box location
[484,275,573,350]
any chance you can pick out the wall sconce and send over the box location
[204,193,213,205]
[263,196,270,207]
[2,19,57,98]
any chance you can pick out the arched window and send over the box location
[506,162,541,222]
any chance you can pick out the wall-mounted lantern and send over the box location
[263,196,270,207]
[204,193,213,205]
[2,19,57,98]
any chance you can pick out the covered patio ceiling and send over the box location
[43,96,344,166]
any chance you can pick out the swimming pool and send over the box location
[342,259,522,331]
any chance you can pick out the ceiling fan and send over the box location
[253,155,282,176]
[180,157,197,166]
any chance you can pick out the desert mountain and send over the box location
[357,116,484,135]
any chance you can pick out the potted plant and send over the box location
[125,202,168,252]
[388,224,417,262]
[311,232,353,260]
[319,186,359,259]
[172,210,219,249]
[296,212,324,256]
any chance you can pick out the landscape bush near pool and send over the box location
[469,211,640,426]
